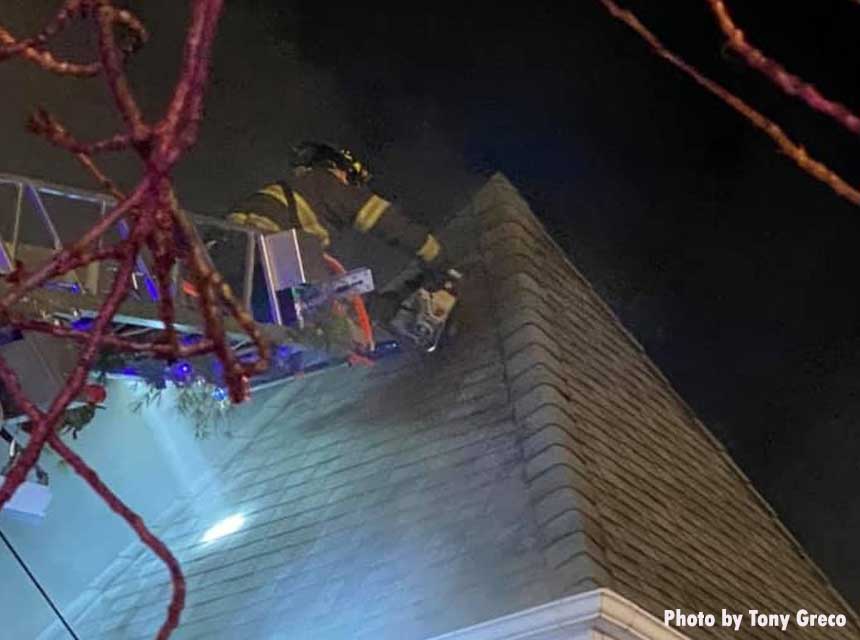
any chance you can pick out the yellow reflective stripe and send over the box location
[258,184,289,207]
[228,212,282,233]
[417,233,441,262]
[353,195,391,233]
[257,184,331,247]
[293,191,331,248]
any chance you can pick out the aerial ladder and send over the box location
[0,172,401,428]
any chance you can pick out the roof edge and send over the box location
[426,587,691,640]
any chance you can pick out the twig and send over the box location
[706,0,860,135]
[0,2,244,636]
[599,0,860,207]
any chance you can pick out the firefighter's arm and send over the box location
[226,189,289,233]
[355,195,445,264]
[325,182,450,269]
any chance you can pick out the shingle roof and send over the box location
[53,174,860,640]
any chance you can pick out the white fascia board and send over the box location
[426,589,690,640]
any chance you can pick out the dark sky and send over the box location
[1,0,859,607]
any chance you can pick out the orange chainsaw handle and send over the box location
[322,253,374,351]
[181,280,200,297]
[183,256,374,353]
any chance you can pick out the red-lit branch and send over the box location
[29,108,139,154]
[707,0,860,135]
[0,184,149,308]
[46,432,186,640]
[0,0,147,76]
[599,0,860,207]
[0,245,139,506]
[0,2,256,637]
[95,4,148,138]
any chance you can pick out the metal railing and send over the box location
[0,173,259,311]
[0,172,375,330]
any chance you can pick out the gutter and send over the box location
[426,589,690,640]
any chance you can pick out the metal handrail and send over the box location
[0,172,356,327]
[0,173,261,309]
[0,172,265,233]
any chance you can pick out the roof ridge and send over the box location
[473,173,615,596]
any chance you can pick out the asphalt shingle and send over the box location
[48,173,860,640]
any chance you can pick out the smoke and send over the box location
[0,1,481,223]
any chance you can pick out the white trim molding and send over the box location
[426,589,691,640]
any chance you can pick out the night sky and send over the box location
[1,0,859,607]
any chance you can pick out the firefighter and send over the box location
[227,141,459,324]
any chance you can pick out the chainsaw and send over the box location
[389,269,461,353]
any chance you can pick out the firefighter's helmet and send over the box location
[290,141,371,185]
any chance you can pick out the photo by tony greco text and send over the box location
[663,609,848,632]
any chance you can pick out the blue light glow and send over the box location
[70,317,94,331]
[144,277,159,301]
[170,361,193,383]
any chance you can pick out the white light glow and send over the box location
[201,514,245,543]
